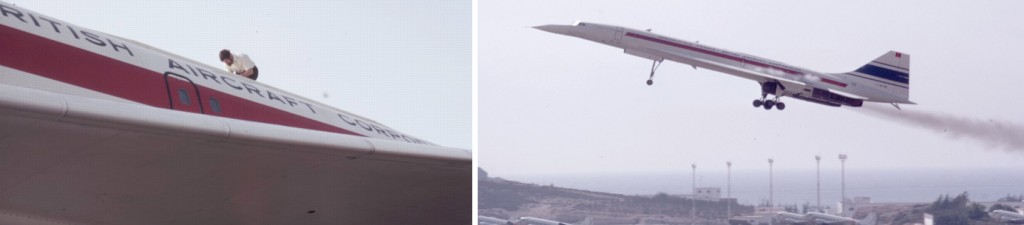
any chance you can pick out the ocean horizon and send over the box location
[497,168,1024,206]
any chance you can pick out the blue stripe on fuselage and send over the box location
[855,64,909,84]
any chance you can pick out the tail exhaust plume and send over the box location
[854,105,1024,152]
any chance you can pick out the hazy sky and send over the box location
[6,0,471,149]
[481,1,1024,177]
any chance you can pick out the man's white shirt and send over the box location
[226,53,255,74]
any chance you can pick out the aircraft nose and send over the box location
[533,25,575,36]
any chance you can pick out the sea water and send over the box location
[502,168,1024,206]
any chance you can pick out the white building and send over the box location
[694,187,721,201]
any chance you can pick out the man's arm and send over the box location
[238,68,254,77]
[234,54,256,77]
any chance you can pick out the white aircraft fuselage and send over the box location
[479,216,513,225]
[517,216,571,225]
[776,211,812,224]
[536,22,913,110]
[991,210,1024,223]
[807,212,858,223]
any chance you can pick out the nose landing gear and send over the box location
[646,59,663,86]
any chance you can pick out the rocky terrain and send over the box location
[479,169,1020,225]
[479,172,752,225]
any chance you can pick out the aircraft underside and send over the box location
[642,58,864,110]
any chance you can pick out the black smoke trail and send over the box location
[854,105,1024,152]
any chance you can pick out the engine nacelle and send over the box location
[810,88,863,107]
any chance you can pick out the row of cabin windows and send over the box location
[177,88,222,113]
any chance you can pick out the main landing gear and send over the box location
[752,96,785,110]
[646,59,663,86]
[752,81,786,110]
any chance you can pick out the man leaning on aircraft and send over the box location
[219,49,259,80]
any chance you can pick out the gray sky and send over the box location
[481,1,1024,176]
[7,0,471,149]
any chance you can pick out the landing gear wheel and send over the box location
[753,99,763,107]
[776,102,786,110]
[646,79,653,86]
[763,100,775,110]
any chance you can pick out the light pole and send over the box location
[692,163,697,224]
[816,155,821,212]
[726,161,732,218]
[768,158,774,207]
[839,154,848,215]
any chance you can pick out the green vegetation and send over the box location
[578,191,751,219]
[479,178,753,221]
[886,192,1012,225]
[923,192,1003,225]
[997,194,1024,202]
[989,203,1016,212]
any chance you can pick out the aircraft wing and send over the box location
[0,84,471,224]
[779,218,809,224]
[645,47,807,90]
[807,213,860,225]
[650,46,874,103]
[807,218,853,225]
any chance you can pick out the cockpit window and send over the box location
[572,21,585,26]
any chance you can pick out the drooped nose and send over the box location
[533,25,576,36]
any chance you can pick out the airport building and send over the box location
[694,187,722,201]
[670,187,723,201]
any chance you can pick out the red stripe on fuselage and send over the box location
[624,32,848,88]
[820,78,846,87]
[0,24,364,137]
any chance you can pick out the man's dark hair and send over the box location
[219,49,232,61]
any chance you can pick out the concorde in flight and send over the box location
[536,21,913,110]
[0,2,469,224]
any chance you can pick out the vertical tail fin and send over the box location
[855,51,910,85]
[840,51,912,103]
